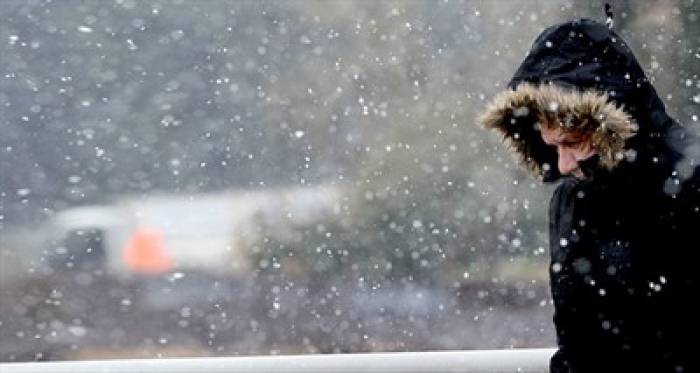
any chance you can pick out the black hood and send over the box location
[509,18,665,118]
[478,19,677,182]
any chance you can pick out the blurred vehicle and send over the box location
[32,185,344,277]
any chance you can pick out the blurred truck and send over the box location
[31,184,344,277]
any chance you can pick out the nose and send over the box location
[558,149,579,176]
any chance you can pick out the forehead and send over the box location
[540,124,586,144]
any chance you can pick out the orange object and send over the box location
[121,227,174,274]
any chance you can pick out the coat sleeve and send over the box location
[547,178,583,373]
[546,175,619,372]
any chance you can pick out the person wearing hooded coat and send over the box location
[477,17,700,373]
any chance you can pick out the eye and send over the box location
[561,140,582,147]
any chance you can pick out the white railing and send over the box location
[0,348,555,372]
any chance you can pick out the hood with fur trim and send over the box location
[478,18,671,182]
[478,82,637,179]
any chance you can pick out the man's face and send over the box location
[540,124,596,179]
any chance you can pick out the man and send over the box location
[478,18,699,372]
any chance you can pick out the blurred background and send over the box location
[1,0,697,362]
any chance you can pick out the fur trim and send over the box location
[477,83,638,179]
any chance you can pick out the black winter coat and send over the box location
[478,19,700,372]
